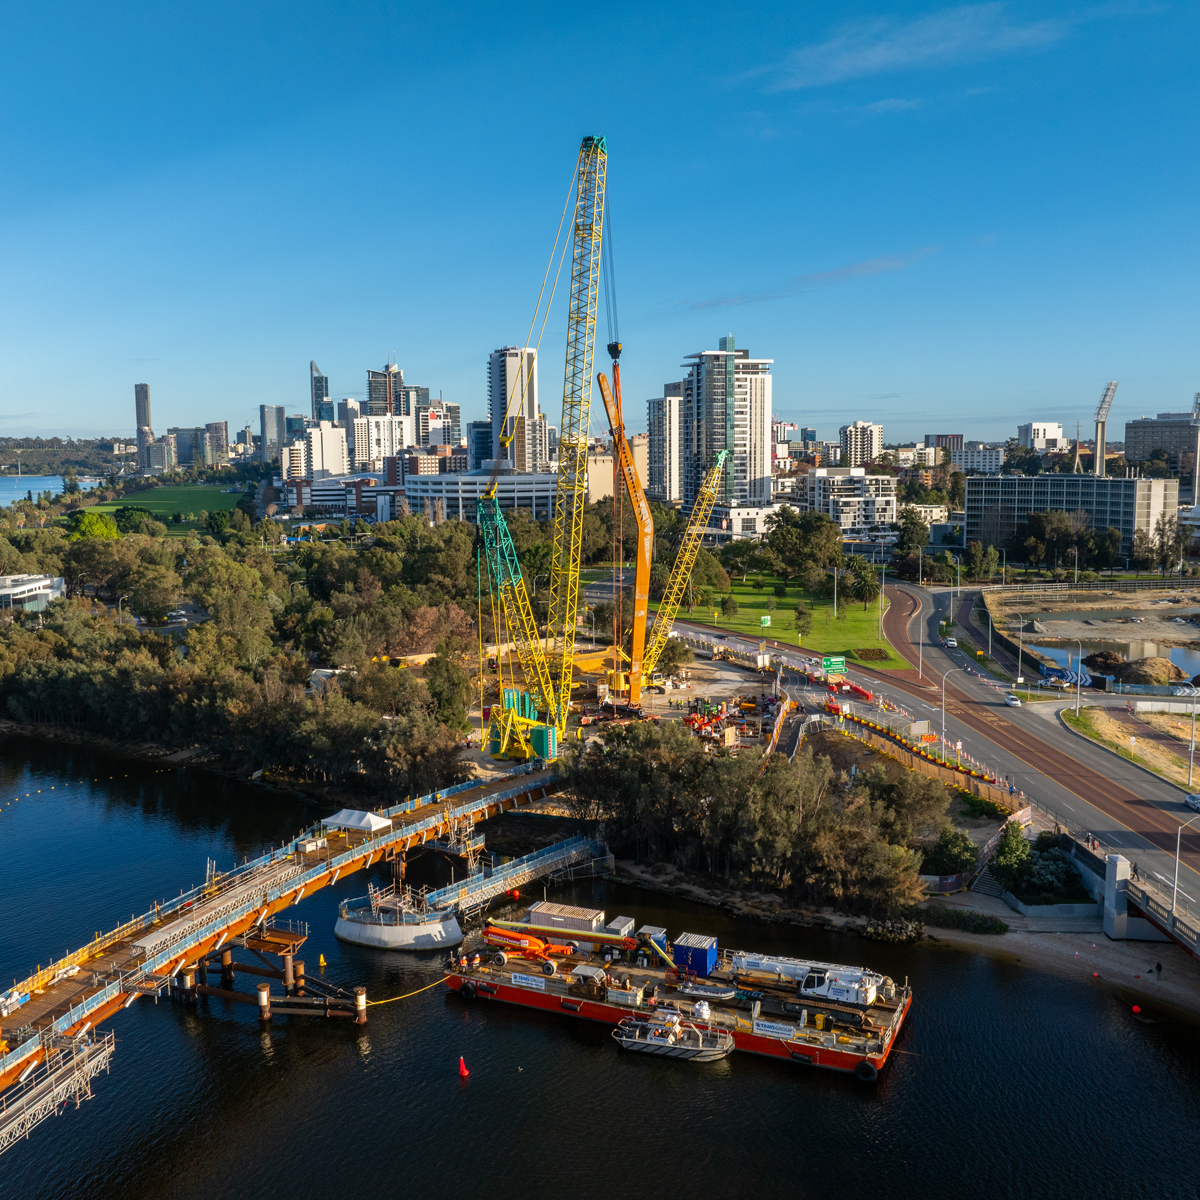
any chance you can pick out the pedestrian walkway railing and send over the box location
[980,579,1197,595]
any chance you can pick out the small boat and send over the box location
[612,1015,734,1062]
[676,980,738,1002]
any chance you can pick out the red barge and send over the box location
[444,904,913,1081]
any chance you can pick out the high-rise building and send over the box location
[1124,412,1200,471]
[260,405,286,463]
[488,347,540,470]
[367,364,404,415]
[283,442,309,480]
[647,382,683,502]
[143,439,175,474]
[305,421,350,480]
[353,414,415,470]
[135,383,152,468]
[167,426,205,466]
[1017,422,1067,450]
[467,421,492,471]
[205,421,229,461]
[839,421,883,467]
[798,467,898,534]
[680,336,772,506]
[395,384,430,416]
[924,433,964,452]
[284,414,307,445]
[310,361,329,421]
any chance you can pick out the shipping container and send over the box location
[525,901,605,935]
[673,931,718,977]
[606,916,635,938]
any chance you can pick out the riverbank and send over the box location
[614,859,1200,1020]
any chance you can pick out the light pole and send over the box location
[999,547,1006,586]
[1190,692,1198,788]
[1172,814,1200,917]
[1073,637,1083,716]
[1013,609,1026,699]
[878,566,885,641]
[941,668,953,764]
[117,593,131,623]
[918,591,925,681]
[585,608,596,647]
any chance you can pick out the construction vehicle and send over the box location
[477,135,608,760]
[482,926,577,970]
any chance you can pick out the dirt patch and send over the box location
[1112,656,1187,685]
[1065,706,1191,788]
[852,647,890,661]
[1083,649,1125,672]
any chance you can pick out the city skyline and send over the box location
[0,2,1197,442]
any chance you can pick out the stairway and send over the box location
[971,866,1006,898]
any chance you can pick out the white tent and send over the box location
[322,809,393,833]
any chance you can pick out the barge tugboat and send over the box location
[445,906,912,1081]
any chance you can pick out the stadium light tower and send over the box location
[1093,381,1117,478]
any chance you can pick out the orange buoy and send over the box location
[458,1056,469,1077]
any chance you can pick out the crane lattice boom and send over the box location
[642,450,729,677]
[545,135,607,734]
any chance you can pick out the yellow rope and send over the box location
[366,976,448,1006]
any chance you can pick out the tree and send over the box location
[1132,528,1154,577]
[128,563,183,620]
[720,594,739,618]
[425,640,471,730]
[655,636,693,677]
[793,600,812,640]
[921,826,979,876]
[895,507,930,555]
[67,510,120,541]
[989,820,1031,890]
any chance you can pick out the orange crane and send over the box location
[596,355,654,706]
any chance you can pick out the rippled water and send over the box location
[2,737,1198,1199]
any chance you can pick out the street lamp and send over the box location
[1013,609,1026,699]
[1073,637,1083,716]
[941,668,953,764]
[1172,813,1200,917]
[999,547,1006,586]
[584,608,596,647]
[877,565,886,641]
[117,593,131,622]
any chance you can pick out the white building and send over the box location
[952,441,1005,472]
[304,421,349,480]
[283,442,309,481]
[0,574,65,612]
[839,421,883,467]
[353,414,414,471]
[1018,422,1068,450]
[680,335,772,507]
[647,383,683,502]
[902,503,950,526]
[892,445,940,467]
[488,347,545,471]
[797,467,897,534]
[400,470,559,523]
[709,502,789,541]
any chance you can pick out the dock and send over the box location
[0,762,559,1151]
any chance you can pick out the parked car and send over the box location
[1004,694,1022,707]
[1185,793,1200,813]
[944,637,958,648]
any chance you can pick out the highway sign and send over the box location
[760,615,771,627]
[822,656,846,672]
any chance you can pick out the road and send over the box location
[677,587,1200,907]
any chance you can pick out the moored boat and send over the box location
[612,1015,734,1062]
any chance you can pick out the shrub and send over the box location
[922,902,1008,934]
[922,827,979,876]
[990,820,1031,889]
[959,792,1007,819]
[773,581,787,598]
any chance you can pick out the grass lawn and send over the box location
[90,484,244,536]
[675,576,909,669]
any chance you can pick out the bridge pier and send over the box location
[220,948,233,988]
[179,968,197,1006]
[294,960,306,996]
[282,953,294,994]
[257,982,271,1021]
[354,987,367,1024]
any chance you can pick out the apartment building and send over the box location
[797,467,897,534]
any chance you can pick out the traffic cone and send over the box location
[458,1056,470,1077]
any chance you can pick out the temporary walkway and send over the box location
[0,762,559,1149]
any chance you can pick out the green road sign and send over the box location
[760,615,771,627]
[822,656,846,672]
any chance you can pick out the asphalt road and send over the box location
[677,592,1200,907]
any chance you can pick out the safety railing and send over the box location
[0,766,559,1083]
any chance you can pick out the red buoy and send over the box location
[1092,972,1099,978]
[511,889,520,900]
[458,1056,470,1077]
[1132,1005,1141,1014]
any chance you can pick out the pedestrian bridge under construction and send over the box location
[0,763,560,1153]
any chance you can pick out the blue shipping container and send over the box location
[673,931,717,977]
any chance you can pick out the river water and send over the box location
[2,738,1199,1199]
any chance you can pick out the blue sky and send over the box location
[1,1,1197,445]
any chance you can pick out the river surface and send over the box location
[2,737,1199,1199]
[1032,640,1200,676]
[0,474,103,506]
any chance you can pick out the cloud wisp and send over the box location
[768,4,1070,91]
[691,246,939,310]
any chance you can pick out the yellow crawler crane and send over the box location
[479,134,607,759]
[641,450,730,679]
[544,136,607,736]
